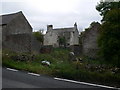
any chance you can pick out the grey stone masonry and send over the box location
[1,11,41,54]
[44,23,79,47]
[80,22,101,59]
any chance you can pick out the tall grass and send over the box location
[2,48,120,87]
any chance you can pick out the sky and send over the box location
[1,0,102,33]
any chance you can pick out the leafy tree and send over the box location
[96,1,120,67]
[96,1,120,21]
[58,36,66,47]
[104,9,120,23]
[33,31,44,45]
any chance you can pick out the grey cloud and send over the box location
[1,0,101,32]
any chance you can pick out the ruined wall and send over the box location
[1,12,40,54]
[81,22,100,58]
[31,35,41,54]
[70,45,82,56]
[3,34,41,54]
[3,34,32,53]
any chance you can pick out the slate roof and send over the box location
[53,27,74,31]
[0,11,22,25]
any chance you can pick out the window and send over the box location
[67,43,70,46]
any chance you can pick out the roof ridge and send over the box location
[0,11,22,17]
[53,27,74,30]
[0,11,23,25]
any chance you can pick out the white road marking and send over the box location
[5,67,118,89]
[28,72,40,76]
[7,68,18,72]
[54,77,117,89]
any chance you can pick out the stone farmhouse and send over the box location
[44,23,79,47]
[0,11,41,54]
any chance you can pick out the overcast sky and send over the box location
[1,0,102,33]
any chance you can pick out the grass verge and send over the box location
[2,48,120,88]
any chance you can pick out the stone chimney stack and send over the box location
[47,25,53,31]
[74,22,77,30]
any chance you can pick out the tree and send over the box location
[96,1,120,67]
[33,31,44,45]
[104,9,120,23]
[96,1,120,21]
[58,36,66,47]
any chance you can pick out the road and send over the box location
[2,67,115,89]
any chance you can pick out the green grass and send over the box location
[3,58,53,75]
[2,48,120,87]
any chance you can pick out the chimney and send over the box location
[74,22,77,30]
[47,25,53,31]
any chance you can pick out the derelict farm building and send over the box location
[44,23,79,47]
[0,11,41,54]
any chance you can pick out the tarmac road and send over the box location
[2,67,116,89]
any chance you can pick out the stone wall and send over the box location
[80,22,101,59]
[0,26,2,50]
[6,12,32,35]
[1,12,41,54]
[40,45,53,53]
[3,34,41,54]
[31,35,41,54]
[3,34,31,53]
[44,30,79,47]
[69,45,82,56]
[44,24,79,47]
[44,31,58,47]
